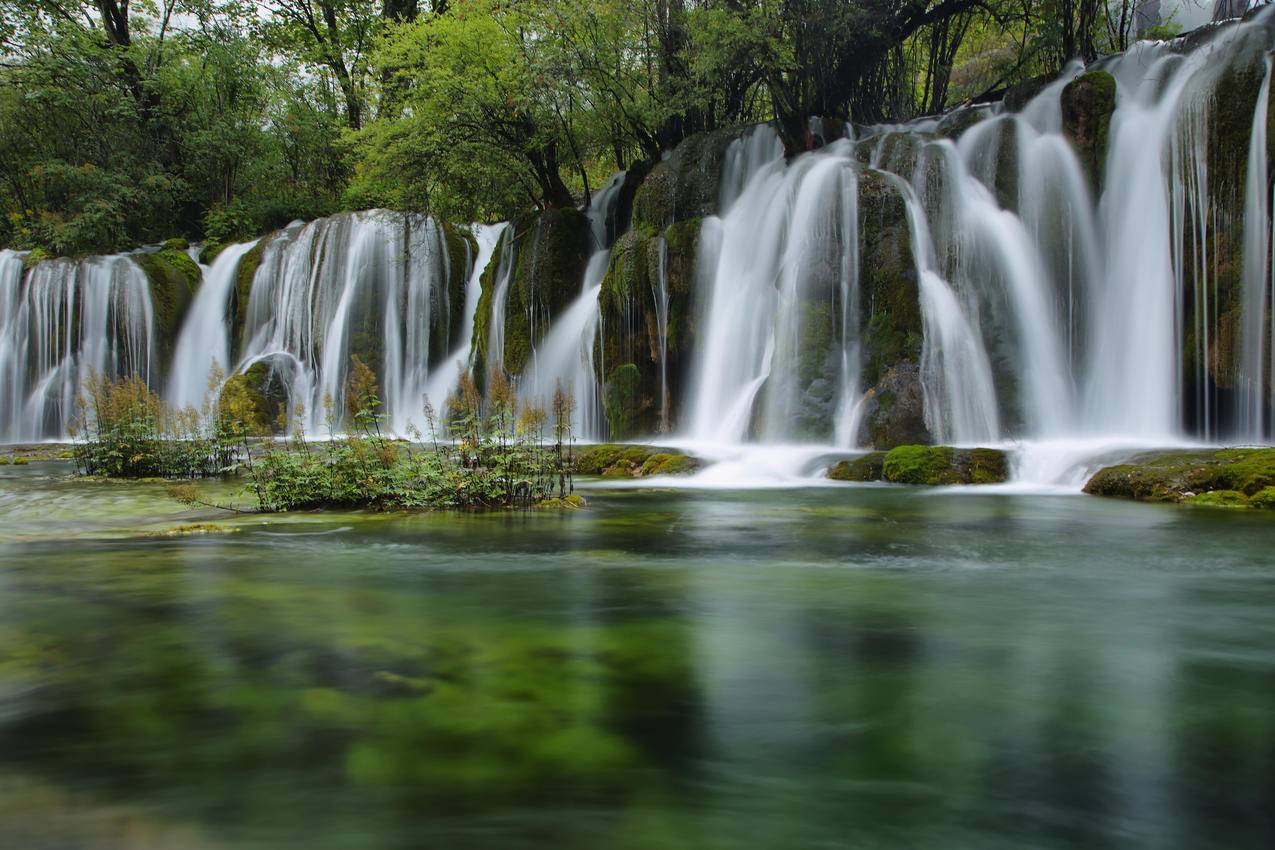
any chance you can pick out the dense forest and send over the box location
[0,1,1185,258]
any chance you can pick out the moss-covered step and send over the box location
[828,445,1009,485]
[133,248,202,368]
[574,444,702,478]
[1082,448,1275,508]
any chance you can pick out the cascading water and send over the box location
[167,240,260,411]
[1239,54,1274,440]
[237,210,472,434]
[0,251,154,442]
[517,172,627,438]
[423,222,506,420]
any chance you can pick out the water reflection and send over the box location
[0,479,1273,848]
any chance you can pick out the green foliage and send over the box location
[70,372,245,479]
[246,364,579,512]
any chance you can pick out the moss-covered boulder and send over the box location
[595,218,701,438]
[880,445,1009,485]
[631,126,759,228]
[133,248,202,368]
[936,106,988,140]
[856,360,931,449]
[473,209,591,382]
[573,443,701,478]
[1083,448,1275,504]
[827,452,886,482]
[1061,70,1116,192]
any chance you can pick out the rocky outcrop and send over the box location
[1083,448,1275,507]
[1061,70,1116,191]
[595,218,701,439]
[473,209,591,382]
[134,248,202,368]
[856,172,929,448]
[573,443,702,477]
[828,445,1009,485]
[630,126,756,228]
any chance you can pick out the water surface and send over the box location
[1,463,1272,849]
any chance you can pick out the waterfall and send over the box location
[424,222,506,421]
[1239,55,1273,440]
[237,211,472,434]
[167,240,260,411]
[517,172,627,438]
[652,235,672,432]
[0,252,154,442]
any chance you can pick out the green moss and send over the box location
[640,453,701,476]
[1186,490,1251,508]
[604,363,644,440]
[13,457,30,466]
[1061,70,1116,191]
[630,127,752,228]
[828,452,886,482]
[133,249,202,367]
[880,445,1009,486]
[1083,448,1275,503]
[0,457,10,466]
[858,172,921,389]
[883,445,960,485]
[161,237,190,251]
[232,238,268,358]
[499,209,591,376]
[1250,487,1275,509]
[574,444,697,478]
[199,241,227,265]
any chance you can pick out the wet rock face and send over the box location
[630,126,755,229]
[474,208,592,381]
[595,219,701,439]
[856,360,931,450]
[134,248,202,369]
[1061,70,1117,192]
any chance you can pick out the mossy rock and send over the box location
[630,126,757,228]
[880,445,1008,486]
[199,241,227,265]
[133,249,202,368]
[828,452,886,481]
[0,457,10,466]
[594,220,701,436]
[1061,70,1116,192]
[1083,448,1275,503]
[1081,446,1275,504]
[859,170,922,389]
[487,209,591,378]
[936,107,987,140]
[640,453,701,476]
[603,363,644,441]
[573,444,698,478]
[1002,73,1055,112]
[232,238,269,359]
[12,457,30,466]
[161,237,190,251]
